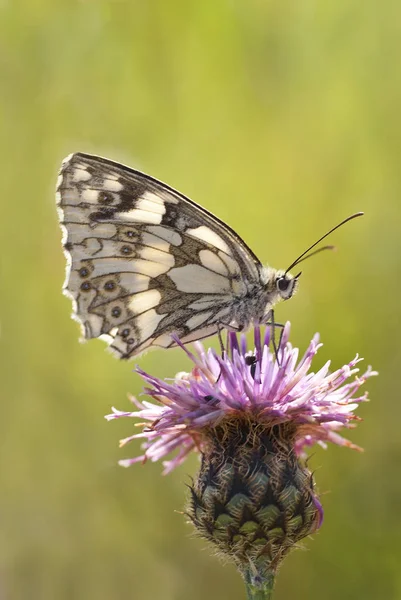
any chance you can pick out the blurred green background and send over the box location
[1,1,400,599]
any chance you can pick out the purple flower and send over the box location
[106,323,376,595]
[106,323,376,474]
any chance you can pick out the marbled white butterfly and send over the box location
[56,153,362,358]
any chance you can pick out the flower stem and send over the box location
[242,566,275,600]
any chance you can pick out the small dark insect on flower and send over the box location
[106,324,376,598]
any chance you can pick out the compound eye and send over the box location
[277,277,291,292]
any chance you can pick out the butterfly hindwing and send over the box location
[56,152,264,357]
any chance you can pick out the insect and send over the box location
[56,152,362,358]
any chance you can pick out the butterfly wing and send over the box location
[56,153,263,357]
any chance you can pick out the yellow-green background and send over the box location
[1,1,399,599]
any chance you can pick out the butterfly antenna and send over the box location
[289,244,336,268]
[285,212,364,274]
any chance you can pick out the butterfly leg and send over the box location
[216,323,226,357]
[264,310,285,365]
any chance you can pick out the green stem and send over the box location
[242,566,275,600]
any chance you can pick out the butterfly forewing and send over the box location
[56,153,265,357]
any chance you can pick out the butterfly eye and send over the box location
[276,275,298,300]
[277,277,291,292]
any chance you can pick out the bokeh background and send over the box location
[1,1,400,599]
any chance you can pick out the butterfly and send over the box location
[56,153,362,358]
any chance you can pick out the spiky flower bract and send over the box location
[106,324,376,598]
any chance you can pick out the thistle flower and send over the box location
[106,324,376,599]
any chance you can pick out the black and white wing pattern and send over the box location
[56,153,266,358]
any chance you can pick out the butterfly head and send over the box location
[275,270,301,301]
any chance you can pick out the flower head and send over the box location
[106,323,376,593]
[106,323,376,474]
